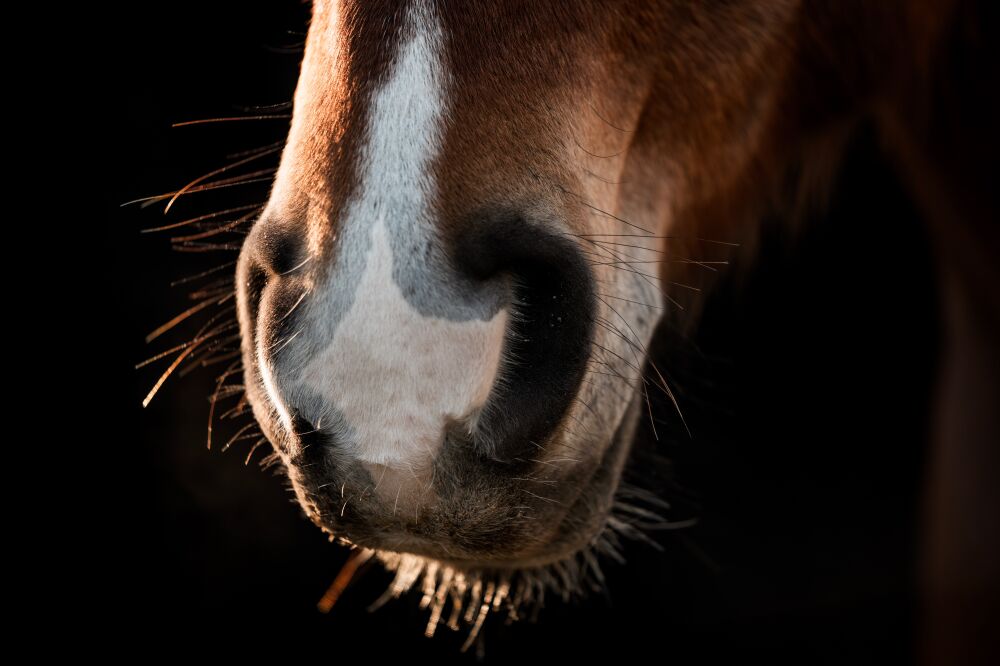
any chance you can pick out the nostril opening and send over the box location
[256,223,305,277]
[453,216,596,462]
[239,259,269,331]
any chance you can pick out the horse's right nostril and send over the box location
[254,222,306,277]
[237,214,311,334]
[454,217,596,462]
[238,257,269,333]
[236,219,311,366]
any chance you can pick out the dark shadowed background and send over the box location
[109,1,940,661]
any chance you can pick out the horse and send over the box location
[196,0,995,658]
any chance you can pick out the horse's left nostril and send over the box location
[454,216,596,462]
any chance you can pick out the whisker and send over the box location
[598,295,691,436]
[207,361,244,450]
[588,101,634,133]
[145,292,235,343]
[178,334,241,376]
[572,137,624,159]
[588,260,704,290]
[280,256,312,276]
[185,281,233,298]
[236,102,292,112]
[170,261,238,287]
[136,323,235,369]
[225,139,286,159]
[520,489,563,506]
[197,350,242,368]
[317,549,375,614]
[585,238,722,273]
[580,237,684,310]
[245,437,268,465]
[582,168,627,185]
[170,209,260,242]
[219,398,251,421]
[595,293,663,310]
[222,422,261,452]
[187,304,238,342]
[583,238,731,265]
[276,291,308,323]
[577,233,741,247]
[136,337,210,370]
[142,342,204,408]
[571,196,654,236]
[171,114,291,127]
[602,316,660,441]
[124,172,275,209]
[142,204,263,234]
[172,242,244,253]
[163,148,281,213]
[268,329,302,355]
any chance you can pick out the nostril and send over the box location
[236,222,310,369]
[236,219,308,345]
[239,258,269,332]
[453,216,596,462]
[256,223,305,277]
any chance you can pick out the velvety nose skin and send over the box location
[251,220,307,278]
[452,217,596,463]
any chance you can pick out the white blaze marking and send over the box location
[361,4,443,216]
[303,219,507,469]
[296,4,508,469]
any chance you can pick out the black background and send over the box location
[108,1,940,661]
